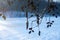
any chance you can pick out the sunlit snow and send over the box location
[0,17,60,40]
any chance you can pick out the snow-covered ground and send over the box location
[0,17,60,40]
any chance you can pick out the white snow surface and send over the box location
[0,17,60,40]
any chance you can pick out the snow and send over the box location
[0,17,60,40]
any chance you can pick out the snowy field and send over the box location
[0,17,60,40]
